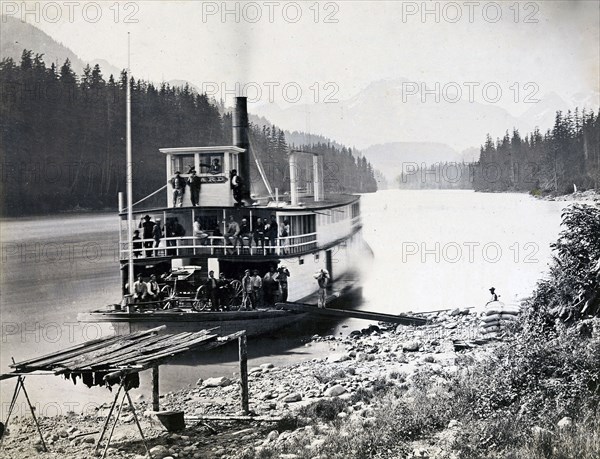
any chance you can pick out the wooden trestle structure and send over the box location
[0,326,247,458]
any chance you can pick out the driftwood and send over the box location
[186,415,284,422]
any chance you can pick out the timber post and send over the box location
[238,333,249,414]
[152,366,159,412]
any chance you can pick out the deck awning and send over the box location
[0,326,243,388]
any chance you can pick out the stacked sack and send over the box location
[480,301,521,335]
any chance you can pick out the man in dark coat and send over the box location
[262,266,279,306]
[266,215,278,254]
[187,169,201,206]
[253,217,265,251]
[205,270,220,311]
[138,215,155,257]
[230,169,244,207]
[277,265,291,303]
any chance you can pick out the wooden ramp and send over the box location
[279,302,428,326]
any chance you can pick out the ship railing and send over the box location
[350,215,362,227]
[122,232,318,259]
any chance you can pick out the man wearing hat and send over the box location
[249,269,263,309]
[139,215,155,257]
[277,265,291,303]
[187,169,201,206]
[169,171,187,207]
[241,269,252,310]
[489,287,498,302]
[316,269,329,308]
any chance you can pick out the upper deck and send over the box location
[119,193,362,263]
[120,98,362,264]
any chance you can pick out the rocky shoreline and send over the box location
[537,189,600,202]
[1,309,495,459]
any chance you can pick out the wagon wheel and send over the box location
[227,280,244,311]
[193,285,211,311]
[160,285,176,309]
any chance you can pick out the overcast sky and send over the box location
[10,1,600,113]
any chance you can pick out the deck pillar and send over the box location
[238,333,249,414]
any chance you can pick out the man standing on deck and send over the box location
[205,270,220,311]
[251,269,262,309]
[278,265,291,303]
[316,269,329,308]
[253,217,266,251]
[170,171,186,207]
[230,169,244,207]
[266,215,278,254]
[263,266,279,306]
[152,219,162,256]
[139,215,155,257]
[242,269,253,310]
[187,169,201,206]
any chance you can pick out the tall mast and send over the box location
[126,32,134,294]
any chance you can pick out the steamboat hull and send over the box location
[79,233,371,337]
[77,309,308,337]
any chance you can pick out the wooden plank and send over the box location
[55,332,168,369]
[68,333,185,370]
[133,331,234,367]
[16,326,167,370]
[279,302,428,326]
[85,330,217,369]
[10,336,126,368]
[106,332,244,373]
[95,332,206,368]
[133,334,219,364]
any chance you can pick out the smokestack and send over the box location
[232,97,251,202]
[289,151,298,205]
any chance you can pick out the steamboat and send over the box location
[78,97,372,336]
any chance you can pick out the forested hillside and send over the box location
[0,50,377,216]
[473,110,600,194]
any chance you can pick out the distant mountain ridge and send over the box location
[362,142,462,183]
[0,15,122,77]
[253,79,597,152]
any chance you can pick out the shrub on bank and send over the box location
[528,203,600,321]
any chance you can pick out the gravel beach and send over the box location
[0,310,496,459]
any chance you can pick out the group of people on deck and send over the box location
[241,265,291,310]
[133,213,290,257]
[133,215,185,258]
[131,273,162,303]
[168,165,241,208]
[224,214,290,254]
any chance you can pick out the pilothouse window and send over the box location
[171,155,195,174]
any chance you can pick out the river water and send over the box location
[0,190,567,417]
